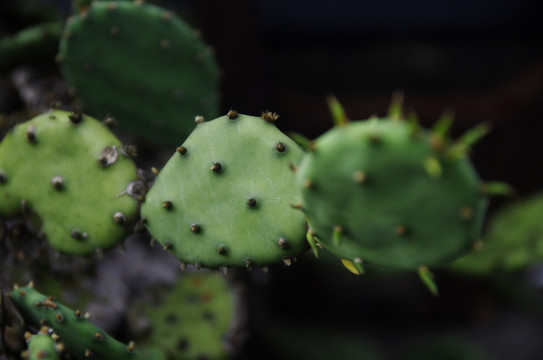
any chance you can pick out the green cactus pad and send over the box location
[9,286,154,360]
[24,328,60,360]
[297,118,487,271]
[58,1,220,146]
[449,192,543,275]
[141,113,307,268]
[143,273,240,360]
[0,110,139,255]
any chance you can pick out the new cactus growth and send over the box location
[58,1,220,146]
[0,110,140,255]
[141,273,241,360]
[22,327,60,360]
[8,285,156,360]
[296,97,490,293]
[141,112,307,268]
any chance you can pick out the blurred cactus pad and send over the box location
[142,112,307,269]
[140,272,241,360]
[297,100,488,272]
[0,110,139,255]
[450,192,543,275]
[58,1,220,146]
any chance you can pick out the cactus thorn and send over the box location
[162,200,173,210]
[278,237,288,249]
[84,349,92,358]
[195,115,205,124]
[460,206,473,220]
[303,179,313,188]
[177,146,187,155]
[227,109,238,119]
[102,116,116,128]
[126,341,135,354]
[163,242,173,251]
[55,313,64,323]
[50,176,64,190]
[352,170,367,184]
[326,95,349,126]
[274,142,287,153]
[68,111,82,124]
[244,259,252,269]
[217,245,226,255]
[121,144,138,158]
[395,225,407,236]
[211,162,222,173]
[247,198,257,208]
[283,257,293,266]
[0,171,7,184]
[418,265,439,297]
[472,240,484,251]
[332,225,343,247]
[94,332,104,342]
[98,146,118,167]
[25,125,37,143]
[195,262,202,270]
[180,262,186,271]
[190,224,201,233]
[113,212,126,225]
[261,110,280,123]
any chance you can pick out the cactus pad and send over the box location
[141,113,307,268]
[297,115,487,271]
[0,110,139,255]
[58,1,220,146]
[24,327,60,360]
[142,273,240,360]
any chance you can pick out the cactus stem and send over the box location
[227,109,238,119]
[190,224,201,233]
[50,176,64,190]
[177,146,187,155]
[211,162,222,173]
[278,237,288,249]
[247,198,257,208]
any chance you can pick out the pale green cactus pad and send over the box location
[0,110,139,255]
[24,328,60,360]
[58,0,220,146]
[297,110,488,272]
[142,112,307,268]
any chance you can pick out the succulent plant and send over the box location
[449,192,543,275]
[296,96,493,295]
[58,0,220,146]
[140,272,243,360]
[0,110,140,255]
[141,111,307,269]
[8,284,159,360]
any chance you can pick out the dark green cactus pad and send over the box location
[449,192,543,275]
[141,113,307,268]
[58,1,220,146]
[9,285,158,360]
[142,273,240,360]
[297,118,487,271]
[0,110,139,255]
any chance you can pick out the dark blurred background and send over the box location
[1,0,543,359]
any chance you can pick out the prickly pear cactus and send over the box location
[9,285,157,360]
[449,192,543,275]
[23,327,60,360]
[0,110,140,255]
[141,272,242,360]
[58,1,220,146]
[297,98,488,278]
[141,112,307,268]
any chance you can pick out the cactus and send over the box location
[8,285,159,360]
[140,272,242,360]
[0,110,140,255]
[22,327,60,360]
[58,1,220,146]
[449,192,543,275]
[0,22,63,71]
[296,97,489,292]
[141,112,307,269]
